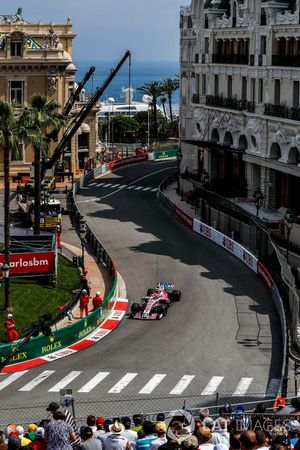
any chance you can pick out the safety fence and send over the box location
[0,392,282,429]
[159,175,288,395]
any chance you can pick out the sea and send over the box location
[75,60,179,104]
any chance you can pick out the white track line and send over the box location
[201,376,224,395]
[102,183,112,187]
[169,375,195,395]
[139,374,166,394]
[142,187,152,191]
[95,182,105,187]
[78,371,110,393]
[232,377,253,396]
[134,186,143,190]
[151,188,158,192]
[19,370,55,392]
[127,186,136,190]
[0,371,28,391]
[265,378,281,397]
[108,373,138,393]
[89,182,97,186]
[48,371,82,392]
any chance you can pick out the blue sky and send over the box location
[2,0,190,61]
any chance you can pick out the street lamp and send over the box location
[2,262,10,310]
[176,147,183,194]
[284,208,294,262]
[79,216,87,269]
[253,187,264,217]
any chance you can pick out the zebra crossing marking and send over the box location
[108,373,138,393]
[232,377,253,396]
[139,374,167,394]
[48,371,82,392]
[0,371,28,391]
[19,370,55,392]
[201,376,224,395]
[78,371,110,393]
[169,375,195,395]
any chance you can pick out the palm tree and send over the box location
[137,81,163,140]
[161,78,179,122]
[0,102,22,310]
[161,97,167,118]
[23,94,66,235]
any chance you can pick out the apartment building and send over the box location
[0,8,98,176]
[180,0,300,215]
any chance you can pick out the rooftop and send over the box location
[0,8,28,24]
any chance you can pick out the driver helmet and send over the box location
[7,314,13,319]
[96,291,101,296]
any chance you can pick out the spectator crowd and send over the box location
[2,397,300,450]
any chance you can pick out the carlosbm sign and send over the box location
[109,154,148,170]
[0,252,55,277]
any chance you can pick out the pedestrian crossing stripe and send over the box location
[88,183,158,192]
[0,370,281,397]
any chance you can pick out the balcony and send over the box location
[206,95,255,112]
[212,54,249,65]
[264,103,300,120]
[192,94,201,104]
[272,55,300,67]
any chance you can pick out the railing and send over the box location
[264,103,300,121]
[272,54,300,67]
[212,53,249,64]
[206,95,255,112]
[192,93,201,104]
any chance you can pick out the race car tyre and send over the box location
[147,288,156,296]
[156,304,167,320]
[170,290,181,302]
[131,303,141,313]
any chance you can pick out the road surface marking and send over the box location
[142,187,152,191]
[139,374,167,394]
[232,377,253,396]
[78,371,110,393]
[19,370,55,391]
[89,182,97,186]
[102,183,112,188]
[95,183,105,187]
[112,184,120,188]
[48,371,82,392]
[134,186,143,190]
[265,378,281,397]
[127,186,136,190]
[0,371,28,390]
[108,373,138,393]
[201,376,224,395]
[150,188,158,192]
[169,375,195,395]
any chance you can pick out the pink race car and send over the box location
[130,283,181,320]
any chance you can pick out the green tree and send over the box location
[160,97,167,118]
[161,78,179,122]
[110,115,140,143]
[22,94,66,234]
[0,102,22,310]
[137,81,163,140]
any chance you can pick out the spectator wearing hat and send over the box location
[156,414,165,424]
[46,402,81,448]
[81,270,90,296]
[80,290,90,318]
[197,427,214,450]
[97,420,113,446]
[240,431,256,450]
[149,423,167,450]
[181,436,199,450]
[287,421,300,447]
[45,410,76,450]
[92,293,103,311]
[131,417,142,435]
[270,436,291,450]
[16,426,31,448]
[29,428,46,450]
[25,425,38,442]
[255,431,269,450]
[93,419,105,440]
[104,422,129,450]
[135,422,156,450]
[121,418,137,448]
[79,427,102,450]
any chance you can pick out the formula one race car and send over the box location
[130,282,181,320]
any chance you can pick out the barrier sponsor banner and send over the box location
[257,261,273,292]
[109,154,148,170]
[0,252,55,276]
[193,219,257,273]
[154,149,177,160]
[175,207,193,229]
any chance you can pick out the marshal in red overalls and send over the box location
[5,315,20,343]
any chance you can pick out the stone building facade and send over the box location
[180,0,300,215]
[0,8,98,176]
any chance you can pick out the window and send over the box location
[258,79,263,103]
[293,81,299,108]
[241,77,247,101]
[274,79,281,105]
[78,133,89,149]
[10,81,24,104]
[202,74,206,95]
[260,36,266,54]
[227,76,232,98]
[11,42,22,57]
[205,38,209,54]
[214,75,219,96]
[251,79,256,103]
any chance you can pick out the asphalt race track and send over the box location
[0,161,283,418]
